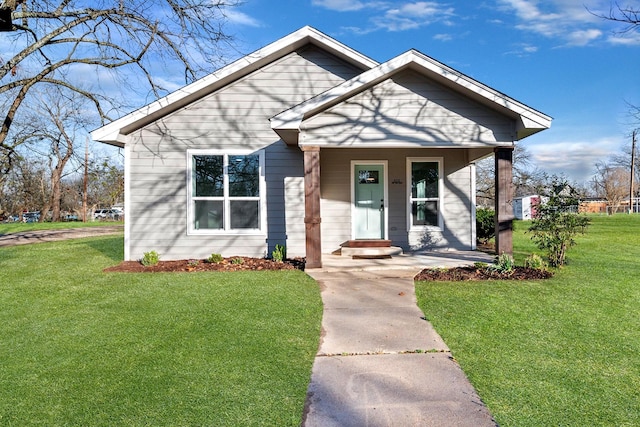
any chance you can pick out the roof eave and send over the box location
[515,114,552,140]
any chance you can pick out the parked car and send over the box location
[93,209,111,220]
[3,214,19,222]
[93,209,122,220]
[22,212,40,223]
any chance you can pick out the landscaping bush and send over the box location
[476,208,495,243]
[528,178,589,267]
[140,250,159,266]
[524,253,547,270]
[272,244,286,262]
[488,252,515,274]
[207,253,223,264]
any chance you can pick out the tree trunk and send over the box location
[50,164,63,221]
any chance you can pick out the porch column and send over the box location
[494,146,514,255]
[302,146,322,268]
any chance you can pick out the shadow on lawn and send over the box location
[83,235,124,263]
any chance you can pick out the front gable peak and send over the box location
[271,49,552,145]
[91,26,378,147]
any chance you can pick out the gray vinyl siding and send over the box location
[301,69,515,147]
[124,46,363,260]
[284,177,306,257]
[320,148,474,253]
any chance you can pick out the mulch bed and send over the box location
[414,266,553,281]
[104,257,306,273]
[105,256,552,281]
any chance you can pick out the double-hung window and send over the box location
[188,150,264,234]
[407,158,442,229]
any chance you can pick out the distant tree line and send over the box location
[0,154,123,221]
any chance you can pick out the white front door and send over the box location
[352,162,387,239]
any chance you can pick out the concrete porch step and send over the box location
[340,246,403,258]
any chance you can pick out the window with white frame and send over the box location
[188,150,264,233]
[407,158,442,229]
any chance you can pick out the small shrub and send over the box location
[272,244,286,262]
[524,253,547,270]
[231,257,244,265]
[187,259,199,267]
[474,261,489,269]
[208,253,223,264]
[489,252,514,274]
[476,208,495,243]
[141,250,159,266]
[527,178,590,267]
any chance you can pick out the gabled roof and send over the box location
[271,49,552,144]
[91,26,379,147]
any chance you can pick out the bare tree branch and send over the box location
[0,0,239,174]
[589,2,640,34]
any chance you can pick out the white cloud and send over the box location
[313,1,456,33]
[433,33,453,41]
[497,0,621,47]
[528,137,623,183]
[608,32,640,46]
[394,2,445,17]
[311,0,369,12]
[378,2,455,31]
[224,9,262,27]
[565,28,602,46]
[503,43,538,56]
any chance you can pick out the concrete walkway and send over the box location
[303,254,496,427]
[0,226,123,247]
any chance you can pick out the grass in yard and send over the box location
[416,214,640,426]
[0,220,123,235]
[0,236,322,426]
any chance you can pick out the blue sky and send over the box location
[217,0,640,184]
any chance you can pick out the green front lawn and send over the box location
[416,214,640,426]
[0,236,322,425]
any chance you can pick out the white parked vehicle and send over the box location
[93,209,122,220]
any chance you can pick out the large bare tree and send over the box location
[593,161,629,214]
[21,87,90,221]
[0,0,239,174]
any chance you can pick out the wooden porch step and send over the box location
[344,240,392,248]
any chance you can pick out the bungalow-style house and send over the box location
[91,26,551,268]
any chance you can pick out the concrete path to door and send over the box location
[302,252,496,427]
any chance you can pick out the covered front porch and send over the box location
[296,145,516,268]
[271,50,551,268]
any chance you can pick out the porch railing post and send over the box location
[494,146,514,255]
[302,146,322,268]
